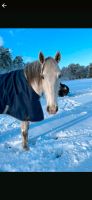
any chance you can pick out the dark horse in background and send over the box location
[0,52,62,150]
[58,83,69,97]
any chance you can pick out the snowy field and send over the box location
[0,78,92,172]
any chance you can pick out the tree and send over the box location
[13,56,24,69]
[61,64,88,80]
[0,47,12,69]
[67,64,78,80]
[88,63,92,78]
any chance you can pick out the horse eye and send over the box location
[58,74,62,79]
[41,74,44,79]
[42,75,44,79]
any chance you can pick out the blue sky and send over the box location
[0,28,92,68]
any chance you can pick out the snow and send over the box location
[0,78,92,172]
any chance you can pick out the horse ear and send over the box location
[55,52,61,63]
[39,52,45,64]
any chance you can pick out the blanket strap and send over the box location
[3,105,9,114]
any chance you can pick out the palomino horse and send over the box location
[0,52,61,150]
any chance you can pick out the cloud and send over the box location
[0,36,4,46]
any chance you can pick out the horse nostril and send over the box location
[47,105,58,113]
[47,106,49,112]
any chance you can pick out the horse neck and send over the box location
[31,79,43,96]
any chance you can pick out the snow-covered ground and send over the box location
[0,78,92,172]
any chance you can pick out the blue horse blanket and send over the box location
[0,69,44,121]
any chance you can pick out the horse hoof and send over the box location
[23,146,29,151]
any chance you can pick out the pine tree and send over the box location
[88,63,92,78]
[0,47,12,70]
[13,56,24,69]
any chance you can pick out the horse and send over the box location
[58,83,69,97]
[0,52,61,150]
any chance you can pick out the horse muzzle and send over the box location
[47,105,58,114]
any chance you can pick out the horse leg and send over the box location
[21,121,29,150]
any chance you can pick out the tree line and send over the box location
[61,63,92,80]
[0,46,24,73]
[0,46,92,80]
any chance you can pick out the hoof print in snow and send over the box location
[53,136,59,140]
[55,154,62,158]
[8,146,11,149]
[5,143,12,149]
[55,152,63,158]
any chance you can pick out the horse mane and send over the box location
[24,57,53,85]
[24,61,42,85]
